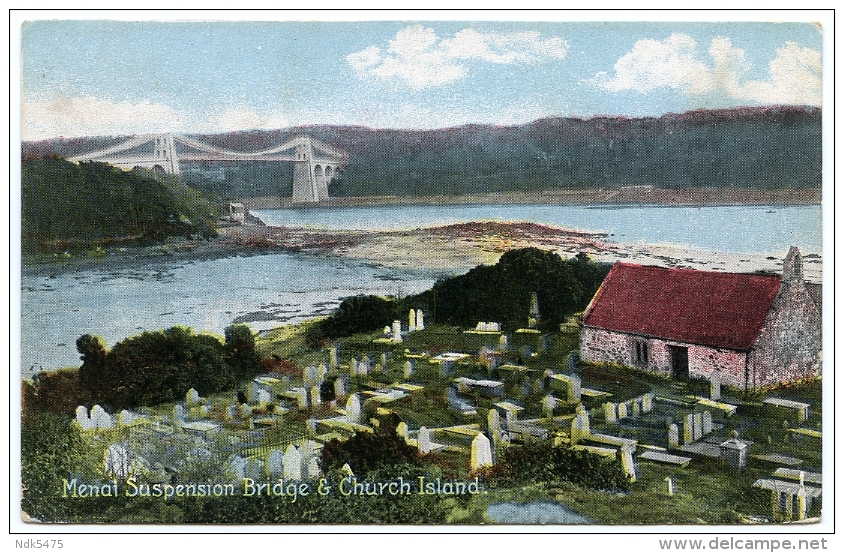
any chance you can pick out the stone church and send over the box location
[579,248,821,390]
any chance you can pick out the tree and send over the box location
[76,334,108,397]
[224,324,260,383]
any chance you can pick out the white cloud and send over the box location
[347,25,568,90]
[595,33,714,94]
[346,46,381,71]
[21,96,296,140]
[592,34,822,106]
[21,96,183,141]
[735,41,822,105]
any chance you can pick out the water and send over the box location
[20,204,821,376]
[20,253,440,376]
[255,204,822,255]
[486,501,594,524]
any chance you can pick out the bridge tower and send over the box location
[153,134,181,176]
[291,137,329,203]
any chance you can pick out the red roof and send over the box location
[582,263,782,351]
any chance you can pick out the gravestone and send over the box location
[268,449,284,479]
[693,412,703,441]
[488,409,502,446]
[396,422,408,440]
[226,404,238,420]
[683,413,694,444]
[409,309,416,332]
[620,445,637,482]
[570,404,591,445]
[403,360,414,379]
[668,423,680,448]
[105,442,132,480]
[617,402,628,420]
[567,352,579,373]
[710,370,722,401]
[665,476,674,496]
[318,364,327,382]
[245,458,265,481]
[604,402,617,424]
[499,334,508,351]
[334,376,347,400]
[186,388,201,406]
[75,406,92,429]
[297,388,309,410]
[256,389,272,405]
[329,346,338,370]
[240,403,253,419]
[719,434,748,469]
[346,394,362,424]
[90,405,113,429]
[117,410,136,427]
[350,358,358,377]
[471,433,493,470]
[569,374,582,402]
[542,395,557,418]
[631,399,641,417]
[642,392,654,413]
[702,410,713,435]
[310,386,321,407]
[301,440,322,462]
[306,457,322,480]
[360,356,371,376]
[283,445,302,481]
[392,320,402,342]
[416,309,425,330]
[227,456,246,481]
[418,426,432,454]
[304,365,320,387]
[380,353,388,372]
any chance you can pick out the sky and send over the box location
[18,17,824,141]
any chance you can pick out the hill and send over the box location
[21,155,219,252]
[22,106,822,200]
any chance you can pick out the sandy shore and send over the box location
[215,221,821,283]
[22,219,820,284]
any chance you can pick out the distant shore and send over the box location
[239,187,822,210]
[214,220,822,282]
[22,217,821,284]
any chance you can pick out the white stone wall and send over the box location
[749,281,822,388]
[581,326,749,387]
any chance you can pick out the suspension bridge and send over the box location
[69,133,349,204]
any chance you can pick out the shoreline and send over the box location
[22,219,822,284]
[239,187,822,210]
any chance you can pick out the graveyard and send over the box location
[26,303,822,525]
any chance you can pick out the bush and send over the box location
[490,441,631,492]
[321,422,421,475]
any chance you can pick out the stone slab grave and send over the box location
[581,388,612,400]
[639,450,692,467]
[763,397,810,424]
[773,468,822,485]
[678,442,722,458]
[694,397,737,417]
[788,428,822,441]
[752,453,804,467]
